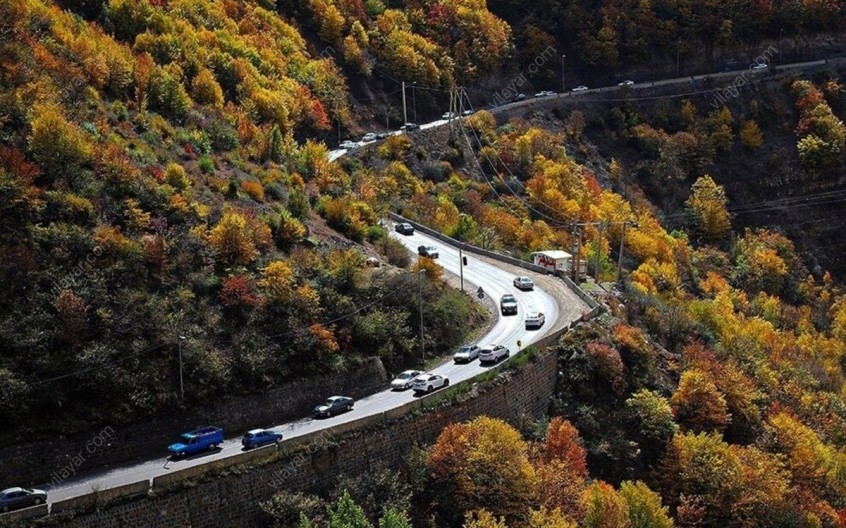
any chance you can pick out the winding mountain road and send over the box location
[41,228,583,505]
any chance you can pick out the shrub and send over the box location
[164,162,190,190]
[198,155,215,174]
[383,238,410,268]
[241,180,265,202]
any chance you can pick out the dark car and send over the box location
[241,428,283,449]
[395,222,415,235]
[376,132,389,139]
[0,487,47,513]
[313,396,354,418]
[500,294,518,315]
[512,93,526,102]
[401,122,420,131]
[418,245,439,258]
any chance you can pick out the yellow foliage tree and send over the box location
[429,417,537,524]
[739,119,763,149]
[28,105,93,181]
[191,69,224,107]
[208,209,271,265]
[685,175,731,242]
[258,261,296,304]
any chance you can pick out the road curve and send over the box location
[42,229,568,504]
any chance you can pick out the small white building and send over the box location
[531,250,586,276]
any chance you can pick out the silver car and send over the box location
[0,487,47,512]
[391,370,423,390]
[454,345,481,363]
[513,276,534,290]
[479,344,510,364]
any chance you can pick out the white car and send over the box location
[525,312,546,329]
[391,370,423,390]
[362,132,377,142]
[412,373,449,393]
[618,80,634,87]
[479,344,510,364]
[534,90,555,97]
[571,85,589,92]
[441,112,456,120]
[513,276,534,291]
[751,63,768,71]
[339,140,358,149]
[462,109,475,116]
[454,345,481,364]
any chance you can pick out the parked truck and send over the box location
[168,426,224,457]
[531,250,586,278]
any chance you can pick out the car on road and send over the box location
[513,276,535,291]
[534,90,555,97]
[752,63,768,71]
[462,109,475,116]
[479,344,510,364]
[362,132,377,142]
[418,245,439,258]
[525,311,546,329]
[500,294,518,315]
[512,93,526,102]
[376,132,389,139]
[401,122,420,131]
[241,428,283,449]
[168,426,224,457]
[454,344,481,363]
[412,373,449,393]
[313,396,354,418]
[441,111,456,120]
[339,140,358,149]
[618,80,635,87]
[395,223,415,235]
[391,370,424,390]
[571,85,589,92]
[0,487,47,513]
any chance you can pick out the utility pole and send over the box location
[418,269,426,367]
[561,54,566,93]
[412,82,417,123]
[571,226,581,283]
[178,335,186,400]
[617,221,628,283]
[676,40,681,76]
[595,223,603,284]
[402,81,408,124]
[335,98,341,142]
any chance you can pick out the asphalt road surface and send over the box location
[43,229,567,504]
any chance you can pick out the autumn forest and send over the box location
[1,0,846,526]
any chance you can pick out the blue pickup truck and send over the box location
[168,426,224,457]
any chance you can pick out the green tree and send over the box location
[329,491,373,528]
[378,508,411,528]
[625,389,678,452]
[619,481,673,528]
[685,175,731,242]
